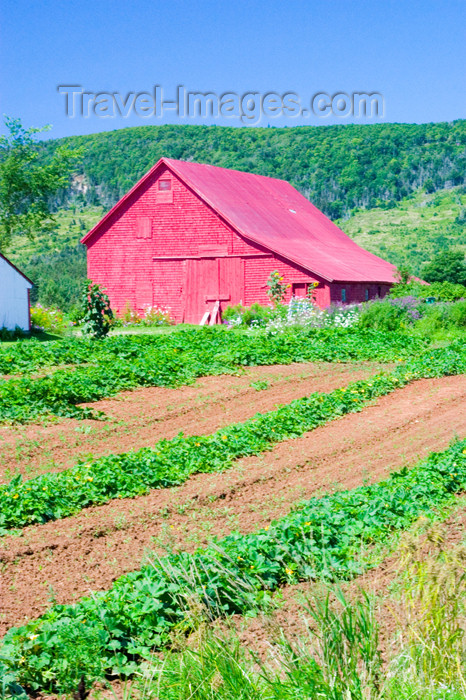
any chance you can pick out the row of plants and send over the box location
[0,341,464,532]
[2,437,465,693]
[0,327,426,423]
[0,326,418,375]
[62,519,466,700]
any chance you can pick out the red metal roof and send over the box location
[82,158,398,284]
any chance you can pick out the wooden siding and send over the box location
[0,256,32,330]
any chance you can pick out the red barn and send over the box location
[81,158,397,324]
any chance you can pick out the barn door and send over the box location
[184,257,244,324]
[219,257,243,308]
[184,258,218,324]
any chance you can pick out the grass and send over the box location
[337,185,466,275]
[7,205,104,267]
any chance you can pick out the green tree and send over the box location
[0,117,81,251]
[422,250,466,285]
[394,265,414,285]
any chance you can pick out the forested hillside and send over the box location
[10,120,466,312]
[43,121,466,218]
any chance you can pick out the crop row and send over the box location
[0,327,425,423]
[0,327,426,375]
[0,341,464,533]
[2,438,465,693]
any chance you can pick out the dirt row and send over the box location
[1,374,465,635]
[0,361,387,483]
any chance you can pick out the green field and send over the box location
[338,186,466,274]
[0,326,465,696]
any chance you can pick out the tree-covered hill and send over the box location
[10,120,466,312]
[43,121,466,219]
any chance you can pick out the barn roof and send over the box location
[0,253,33,287]
[82,158,397,284]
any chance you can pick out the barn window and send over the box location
[292,282,307,297]
[377,286,382,297]
[341,288,347,303]
[365,288,369,301]
[136,217,152,239]
[156,179,174,203]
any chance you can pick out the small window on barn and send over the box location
[341,288,347,303]
[365,288,369,301]
[156,179,174,203]
[377,286,382,297]
[136,217,152,239]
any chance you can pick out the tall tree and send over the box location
[0,117,81,251]
[422,250,466,286]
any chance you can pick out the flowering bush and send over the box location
[223,298,361,332]
[222,303,274,328]
[388,296,423,322]
[114,303,172,327]
[30,305,71,335]
[142,305,172,326]
[81,282,114,339]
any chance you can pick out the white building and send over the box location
[0,253,33,331]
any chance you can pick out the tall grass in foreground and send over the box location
[104,519,466,700]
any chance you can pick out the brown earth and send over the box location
[1,374,465,635]
[0,361,386,483]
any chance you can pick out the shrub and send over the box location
[30,305,70,335]
[447,300,466,328]
[358,299,408,332]
[389,281,466,302]
[80,281,114,339]
[222,303,274,328]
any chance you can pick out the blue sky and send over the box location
[1,0,465,139]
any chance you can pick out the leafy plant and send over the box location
[266,271,290,306]
[81,280,114,339]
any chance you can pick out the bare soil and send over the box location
[0,361,385,483]
[1,374,465,635]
